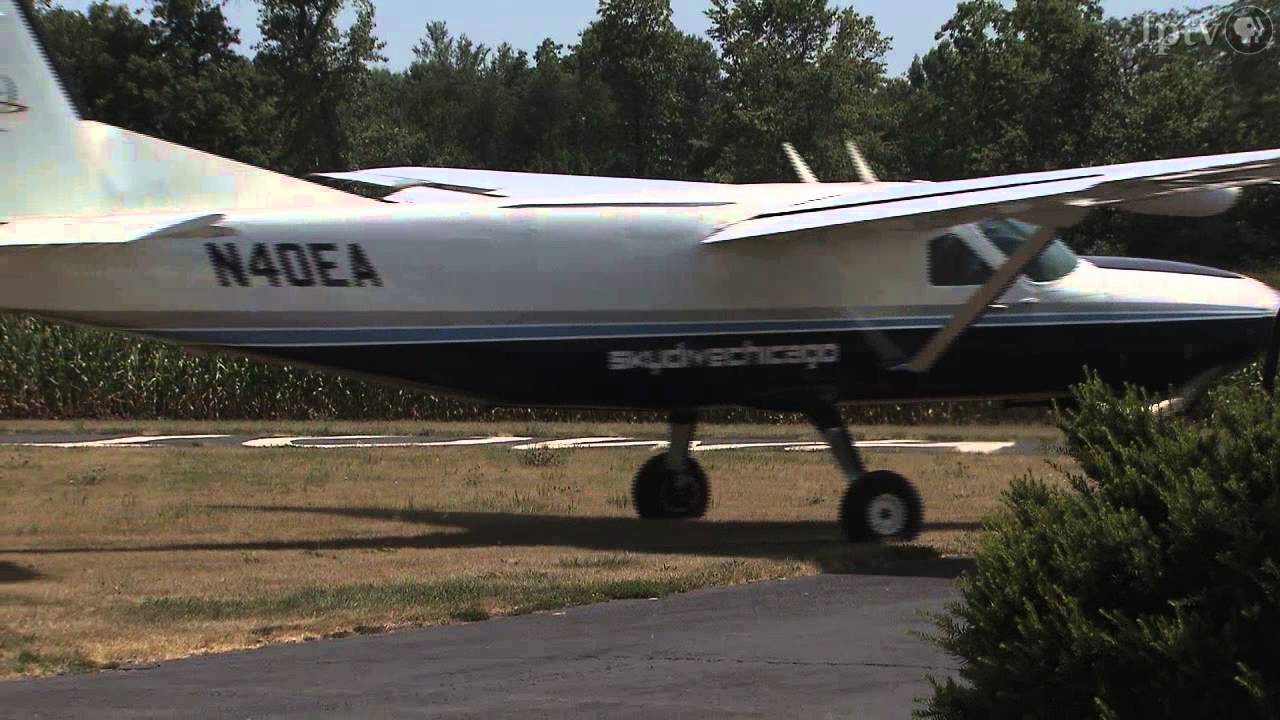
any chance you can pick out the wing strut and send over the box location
[898,224,1057,373]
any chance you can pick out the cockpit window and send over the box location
[978,219,1079,282]
[928,222,1081,287]
[929,234,992,286]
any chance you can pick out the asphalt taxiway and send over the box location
[0,573,959,719]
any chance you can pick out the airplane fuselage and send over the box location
[1,202,1275,412]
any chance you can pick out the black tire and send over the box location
[632,454,710,519]
[839,470,924,543]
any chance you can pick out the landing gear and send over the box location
[839,470,922,542]
[630,407,922,541]
[809,408,924,543]
[632,412,709,519]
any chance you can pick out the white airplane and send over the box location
[3,0,1280,542]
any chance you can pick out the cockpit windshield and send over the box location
[977,219,1079,283]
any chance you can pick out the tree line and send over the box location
[22,0,1280,266]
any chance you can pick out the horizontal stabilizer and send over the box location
[0,212,223,247]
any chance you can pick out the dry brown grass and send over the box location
[0,443,1071,678]
[0,419,1065,443]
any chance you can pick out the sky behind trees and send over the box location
[56,0,1176,74]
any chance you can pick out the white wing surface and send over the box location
[707,149,1280,243]
[315,167,730,200]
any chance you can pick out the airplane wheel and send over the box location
[839,470,923,543]
[632,455,710,519]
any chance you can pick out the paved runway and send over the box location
[0,574,958,719]
[0,432,1049,455]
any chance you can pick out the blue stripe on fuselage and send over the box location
[138,309,1273,348]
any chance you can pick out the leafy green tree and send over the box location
[516,38,617,174]
[707,0,892,182]
[582,0,674,177]
[146,0,275,164]
[666,33,722,179]
[898,0,1124,180]
[1064,2,1280,265]
[341,66,417,169]
[35,3,167,133]
[400,21,544,170]
[150,0,239,68]
[255,0,387,173]
[34,1,271,165]
[402,21,498,167]
[400,5,715,180]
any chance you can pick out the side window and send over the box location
[929,234,992,286]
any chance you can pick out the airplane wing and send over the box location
[706,149,1280,243]
[0,213,223,247]
[315,167,729,201]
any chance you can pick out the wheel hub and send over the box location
[660,472,701,514]
[866,493,908,537]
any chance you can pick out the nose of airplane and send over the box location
[1087,256,1280,313]
[1084,256,1280,386]
[1234,273,1280,315]
[1243,274,1280,390]
[1207,269,1280,389]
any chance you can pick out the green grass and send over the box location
[1,628,104,676]
[14,649,105,675]
[127,566,765,625]
[518,447,569,467]
[555,554,637,570]
[448,606,492,623]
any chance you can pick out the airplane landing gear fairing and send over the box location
[809,408,924,543]
[633,412,709,519]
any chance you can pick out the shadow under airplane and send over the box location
[0,505,980,579]
[0,560,43,584]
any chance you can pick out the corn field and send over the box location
[0,315,1023,423]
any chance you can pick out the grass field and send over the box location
[0,419,1066,443]
[0,439,1071,678]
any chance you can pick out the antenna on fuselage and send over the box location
[781,142,819,183]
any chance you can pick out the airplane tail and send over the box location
[0,0,99,220]
[0,0,370,229]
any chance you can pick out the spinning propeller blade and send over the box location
[845,140,879,184]
[781,143,819,183]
